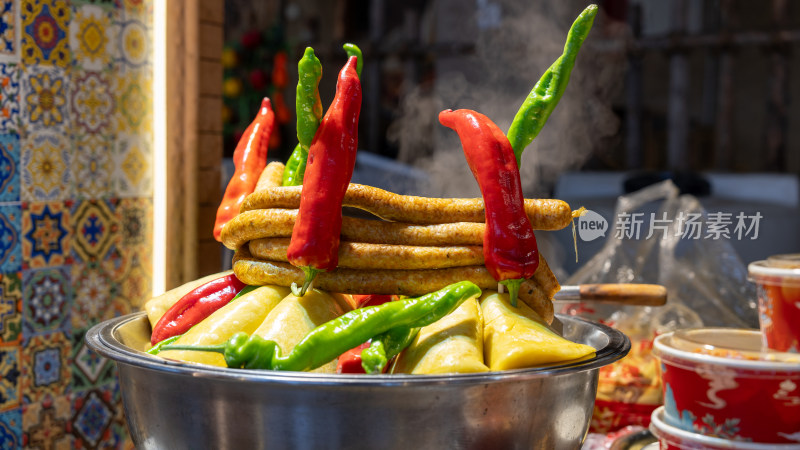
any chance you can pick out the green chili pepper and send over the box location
[360,326,419,374]
[158,281,481,372]
[282,144,306,187]
[506,4,597,165]
[283,47,323,186]
[343,43,363,77]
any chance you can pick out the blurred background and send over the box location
[0,0,798,447]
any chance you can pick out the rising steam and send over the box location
[387,1,623,198]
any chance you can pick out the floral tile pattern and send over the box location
[0,204,21,274]
[21,0,71,68]
[10,0,154,445]
[21,131,71,202]
[71,262,117,330]
[114,16,148,71]
[0,273,22,343]
[71,70,113,135]
[0,64,21,132]
[0,0,21,62]
[0,133,20,202]
[0,407,22,448]
[113,132,151,197]
[71,199,119,263]
[20,65,69,133]
[69,4,115,72]
[22,266,71,336]
[113,69,150,134]
[22,202,71,268]
[23,393,72,449]
[72,134,112,200]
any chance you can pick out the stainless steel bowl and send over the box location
[86,312,629,450]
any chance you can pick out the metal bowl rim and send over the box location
[86,312,630,387]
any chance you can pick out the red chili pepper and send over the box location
[352,294,399,308]
[151,274,247,345]
[336,342,371,374]
[439,109,539,306]
[287,56,361,296]
[213,98,275,241]
[272,51,289,89]
[271,90,292,125]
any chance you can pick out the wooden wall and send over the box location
[166,0,225,289]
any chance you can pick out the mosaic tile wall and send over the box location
[0,0,153,447]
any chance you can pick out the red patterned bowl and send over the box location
[749,255,800,353]
[649,406,800,449]
[653,329,800,444]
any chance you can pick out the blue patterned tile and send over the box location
[0,133,20,201]
[71,199,119,264]
[21,332,71,404]
[0,407,22,447]
[21,0,71,68]
[22,266,71,336]
[70,387,116,448]
[22,202,71,268]
[0,1,21,63]
[0,344,20,412]
[0,204,21,273]
[0,65,20,132]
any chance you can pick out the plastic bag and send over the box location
[563,180,758,433]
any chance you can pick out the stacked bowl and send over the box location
[649,254,800,448]
[651,328,800,447]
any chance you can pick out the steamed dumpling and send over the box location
[391,297,488,374]
[253,289,351,373]
[481,291,595,370]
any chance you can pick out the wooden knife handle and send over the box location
[578,284,667,306]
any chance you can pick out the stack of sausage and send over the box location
[220,162,572,324]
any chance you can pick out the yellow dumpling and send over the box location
[158,285,290,367]
[481,291,595,370]
[253,289,351,373]
[391,297,488,374]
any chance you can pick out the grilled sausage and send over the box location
[240,183,571,229]
[255,161,286,191]
[249,238,485,270]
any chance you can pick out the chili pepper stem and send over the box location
[499,278,524,307]
[291,267,322,296]
[157,343,228,355]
